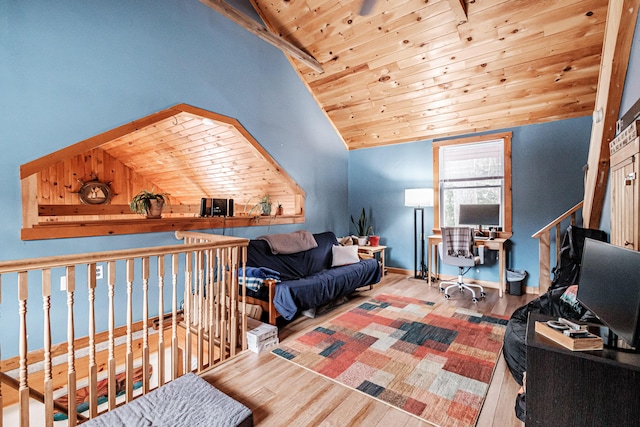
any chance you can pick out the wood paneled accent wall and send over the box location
[37,148,167,222]
[20,104,306,240]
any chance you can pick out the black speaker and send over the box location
[210,198,234,217]
[211,198,227,216]
[199,198,212,217]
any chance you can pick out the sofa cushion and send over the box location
[246,231,337,280]
[331,245,359,267]
[274,258,380,320]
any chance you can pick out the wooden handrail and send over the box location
[532,201,584,238]
[531,201,584,294]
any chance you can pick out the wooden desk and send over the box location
[358,245,387,276]
[426,235,508,297]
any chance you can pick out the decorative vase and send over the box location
[146,199,164,219]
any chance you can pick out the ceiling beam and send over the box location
[583,0,639,229]
[199,0,324,74]
[447,0,467,24]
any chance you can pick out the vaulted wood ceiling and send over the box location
[249,0,607,149]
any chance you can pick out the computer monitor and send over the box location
[577,238,640,349]
[458,204,500,236]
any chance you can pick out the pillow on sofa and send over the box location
[331,245,359,267]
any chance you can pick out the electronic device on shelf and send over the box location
[458,204,500,237]
[199,198,234,217]
[577,238,640,351]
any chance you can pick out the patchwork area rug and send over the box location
[272,294,508,427]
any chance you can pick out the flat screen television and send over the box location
[577,238,640,349]
[458,204,500,236]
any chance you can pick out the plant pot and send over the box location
[261,203,272,216]
[357,236,368,245]
[368,235,380,246]
[146,199,164,219]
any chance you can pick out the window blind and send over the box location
[440,139,503,182]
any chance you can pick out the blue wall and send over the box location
[349,117,593,289]
[0,0,349,357]
[0,0,351,257]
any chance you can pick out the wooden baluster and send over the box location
[207,249,215,366]
[171,254,179,381]
[241,245,248,351]
[196,250,204,371]
[66,266,77,426]
[229,246,238,357]
[42,269,54,427]
[142,257,150,394]
[125,258,134,402]
[157,256,166,387]
[18,271,29,427]
[107,261,116,410]
[539,232,551,294]
[220,248,228,362]
[184,251,192,373]
[210,248,220,363]
[87,263,98,418]
[214,248,221,340]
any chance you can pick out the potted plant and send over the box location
[276,202,284,216]
[249,195,272,217]
[351,207,373,245]
[130,189,170,219]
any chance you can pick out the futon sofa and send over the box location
[241,231,381,324]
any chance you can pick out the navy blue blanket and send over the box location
[245,231,381,320]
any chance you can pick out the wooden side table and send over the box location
[358,245,387,276]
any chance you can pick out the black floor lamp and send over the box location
[405,188,434,280]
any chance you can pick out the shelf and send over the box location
[21,215,304,240]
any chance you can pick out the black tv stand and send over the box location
[526,314,640,426]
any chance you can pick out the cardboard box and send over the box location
[246,319,278,348]
[248,336,279,353]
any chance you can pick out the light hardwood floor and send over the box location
[201,273,536,426]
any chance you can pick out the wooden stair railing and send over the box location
[0,234,249,427]
[531,201,584,294]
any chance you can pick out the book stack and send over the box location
[246,317,279,353]
[535,321,603,351]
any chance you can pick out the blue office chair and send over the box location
[438,227,486,303]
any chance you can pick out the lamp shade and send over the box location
[404,188,434,207]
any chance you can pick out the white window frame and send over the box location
[432,132,512,237]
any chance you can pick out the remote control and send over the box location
[558,318,585,330]
[563,329,590,338]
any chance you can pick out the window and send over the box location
[433,132,512,236]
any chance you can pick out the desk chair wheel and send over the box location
[444,293,451,300]
[480,291,486,298]
[439,286,445,292]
